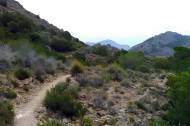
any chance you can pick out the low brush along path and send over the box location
[14,74,70,126]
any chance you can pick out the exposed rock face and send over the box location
[130,31,190,56]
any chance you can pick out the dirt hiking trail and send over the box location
[14,74,70,126]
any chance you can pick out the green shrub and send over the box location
[118,52,145,70]
[5,89,17,99]
[137,65,150,73]
[15,68,31,80]
[7,21,19,33]
[50,37,75,52]
[105,64,127,82]
[44,82,85,117]
[0,100,14,126]
[81,116,93,126]
[92,45,109,56]
[152,58,170,70]
[135,101,148,111]
[39,119,65,126]
[0,12,36,33]
[34,68,46,82]
[169,47,190,71]
[166,71,190,125]
[71,61,84,76]
[0,88,17,99]
[149,120,169,126]
[30,33,41,42]
[60,31,72,40]
[120,79,131,88]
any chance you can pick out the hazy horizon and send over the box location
[16,0,190,46]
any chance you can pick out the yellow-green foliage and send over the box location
[39,119,65,126]
[71,60,84,76]
[81,116,93,126]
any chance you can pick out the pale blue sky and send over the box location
[17,0,190,46]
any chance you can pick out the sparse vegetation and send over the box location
[0,100,14,126]
[44,82,86,117]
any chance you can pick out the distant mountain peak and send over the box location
[86,39,130,50]
[130,31,190,56]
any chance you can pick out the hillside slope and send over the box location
[130,31,190,56]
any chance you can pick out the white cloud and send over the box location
[17,0,190,46]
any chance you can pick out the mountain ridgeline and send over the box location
[130,31,190,56]
[87,39,130,50]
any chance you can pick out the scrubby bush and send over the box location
[166,71,190,125]
[137,65,150,73]
[34,67,46,82]
[60,31,72,40]
[90,76,104,87]
[135,100,148,111]
[81,116,93,126]
[118,52,145,70]
[5,89,17,99]
[76,74,104,87]
[73,52,86,63]
[149,120,169,126]
[92,45,109,56]
[76,74,89,86]
[152,58,170,70]
[92,96,107,109]
[169,47,190,71]
[30,33,41,42]
[71,61,84,76]
[44,58,58,74]
[7,21,19,33]
[15,68,31,80]
[0,100,14,126]
[0,88,17,99]
[105,64,127,82]
[39,119,65,126]
[50,37,75,52]
[44,82,85,117]
[120,79,131,88]
[0,12,36,33]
